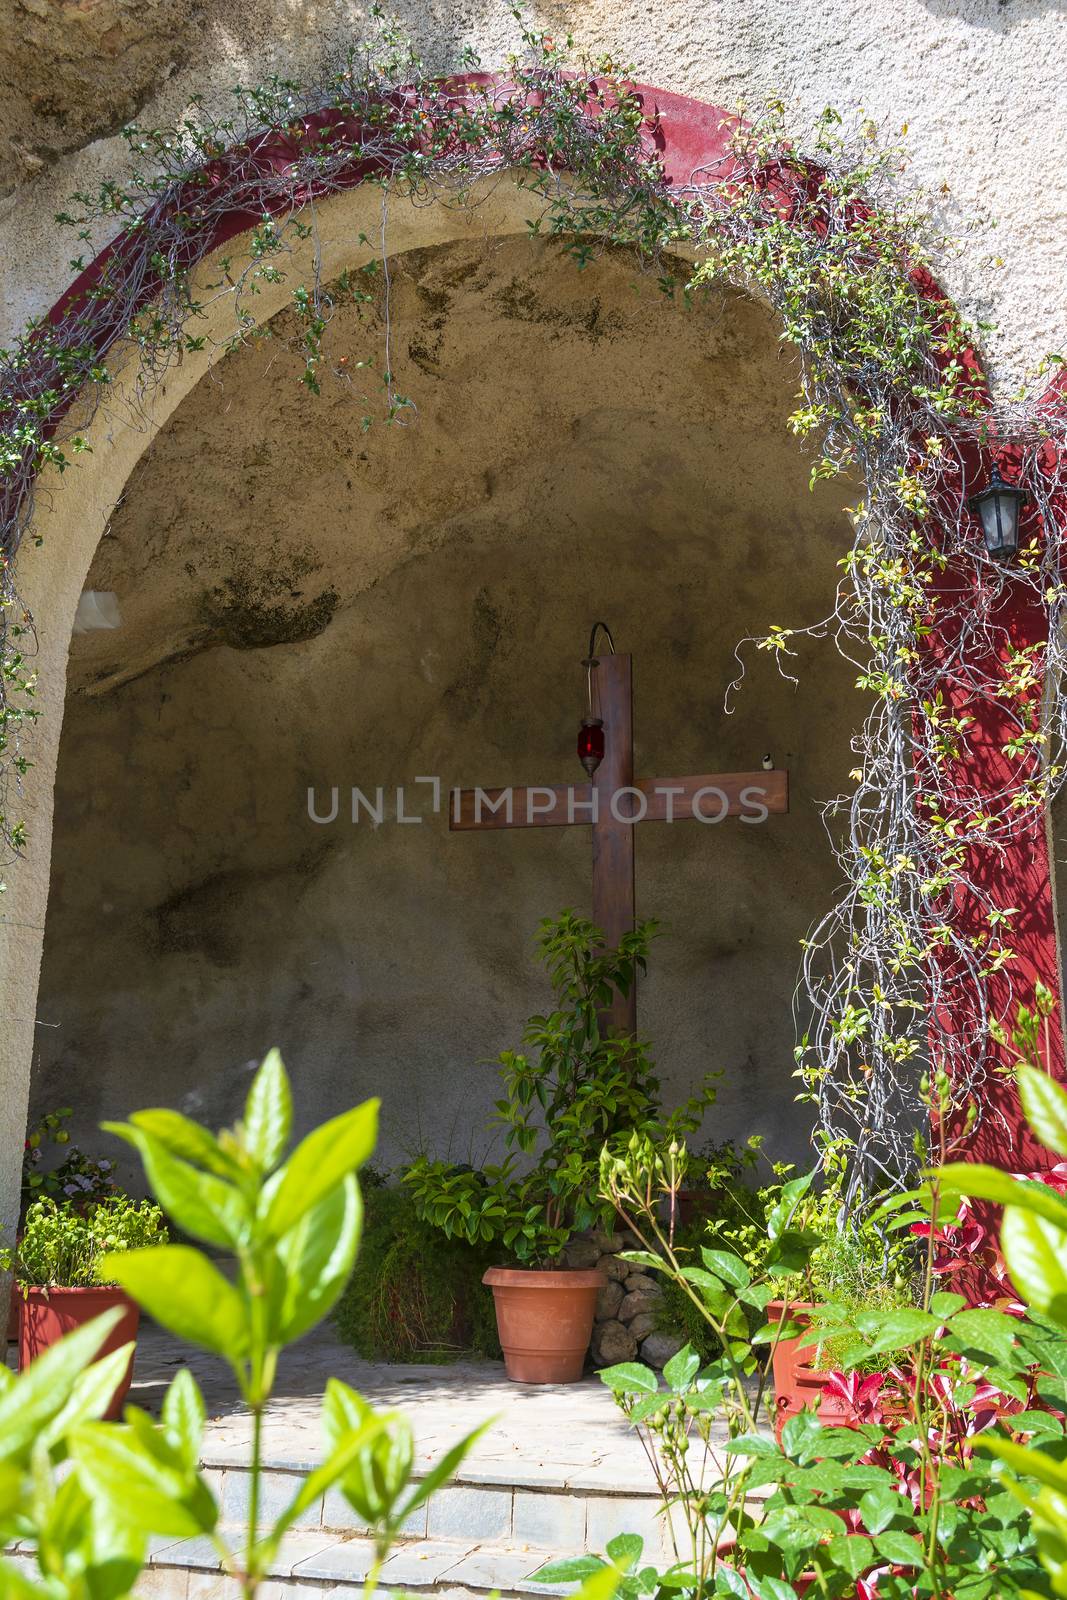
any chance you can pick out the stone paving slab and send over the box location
[128,1322,710,1495]
[145,1531,590,1598]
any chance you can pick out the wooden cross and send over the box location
[450,652,788,1036]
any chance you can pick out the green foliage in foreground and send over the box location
[0,1050,521,1600]
[333,1178,501,1362]
[940,1060,1067,1598]
[579,1096,1067,1600]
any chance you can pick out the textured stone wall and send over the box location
[565,1228,684,1372]
[3,2,1065,390]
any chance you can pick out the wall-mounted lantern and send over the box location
[969,462,1029,561]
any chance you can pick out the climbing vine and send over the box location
[1,11,1065,1195]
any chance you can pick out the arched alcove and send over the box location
[30,232,856,1178]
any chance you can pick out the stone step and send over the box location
[138,1529,604,1600]
[195,1456,676,1564]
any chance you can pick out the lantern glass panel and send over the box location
[979,494,1012,557]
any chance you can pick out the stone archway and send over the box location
[28,229,860,1183]
[3,75,1065,1226]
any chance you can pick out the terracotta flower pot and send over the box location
[484,1266,605,1384]
[766,1299,846,1436]
[19,1285,140,1420]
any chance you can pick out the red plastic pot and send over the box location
[484,1266,605,1384]
[19,1286,140,1420]
[766,1299,848,1436]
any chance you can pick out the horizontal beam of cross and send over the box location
[449,770,788,830]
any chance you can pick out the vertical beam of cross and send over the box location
[449,647,788,1045]
[592,653,637,1038]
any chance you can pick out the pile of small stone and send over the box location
[564,1226,685,1371]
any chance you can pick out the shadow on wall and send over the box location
[915,0,1067,21]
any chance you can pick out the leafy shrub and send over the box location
[21,1107,119,1218]
[407,911,716,1265]
[334,1182,500,1362]
[3,1195,167,1288]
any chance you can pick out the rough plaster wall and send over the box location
[1,1,1064,391]
[32,236,856,1180]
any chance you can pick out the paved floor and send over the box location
[129,1320,684,1493]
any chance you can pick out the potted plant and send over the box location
[405,911,717,1384]
[764,1172,918,1434]
[3,1194,167,1418]
[8,1108,121,1340]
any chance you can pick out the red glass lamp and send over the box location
[577,717,605,777]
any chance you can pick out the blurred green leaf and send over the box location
[244,1049,292,1172]
[105,1247,249,1362]
[1018,1065,1067,1160]
[162,1370,206,1473]
[1002,1206,1067,1322]
[263,1100,378,1240]
[0,1310,122,1464]
[270,1175,362,1344]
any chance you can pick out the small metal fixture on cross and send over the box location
[451,625,788,1036]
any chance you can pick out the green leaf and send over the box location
[0,1309,123,1463]
[605,1533,643,1571]
[858,1485,906,1535]
[70,1423,213,1537]
[598,1363,658,1395]
[827,1534,874,1580]
[1018,1065,1067,1159]
[781,1410,823,1462]
[929,1291,967,1318]
[980,1433,1067,1493]
[244,1049,292,1171]
[678,1267,730,1312]
[270,1175,362,1344]
[117,1110,238,1179]
[863,1309,939,1354]
[532,1557,608,1582]
[873,1530,922,1566]
[948,1308,1021,1367]
[700,1248,750,1290]
[1002,1206,1067,1321]
[725,1434,780,1458]
[40,1343,136,1448]
[713,1568,749,1598]
[939,1164,1067,1229]
[572,1567,621,1600]
[616,1252,666,1273]
[749,1577,799,1600]
[263,1099,378,1239]
[661,1346,699,1391]
[105,1248,249,1361]
[162,1369,206,1472]
[108,1125,247,1249]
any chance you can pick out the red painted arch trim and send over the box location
[36,71,998,422]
